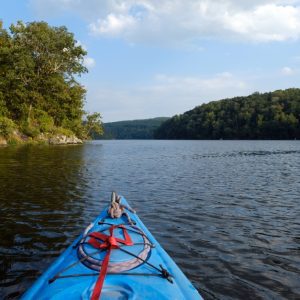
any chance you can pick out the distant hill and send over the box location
[93,117,170,139]
[154,88,300,140]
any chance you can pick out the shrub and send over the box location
[0,94,8,117]
[34,109,55,133]
[0,116,17,137]
[61,118,84,138]
[22,124,40,138]
[20,118,40,138]
[52,126,74,137]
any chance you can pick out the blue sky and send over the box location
[2,0,300,122]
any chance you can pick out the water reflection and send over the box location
[0,145,90,299]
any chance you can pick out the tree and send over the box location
[155,89,300,140]
[85,112,103,138]
[0,21,93,139]
[7,21,87,122]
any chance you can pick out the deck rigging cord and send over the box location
[49,221,173,300]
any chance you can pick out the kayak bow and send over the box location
[22,195,202,299]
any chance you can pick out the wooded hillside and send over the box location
[94,117,169,139]
[154,89,300,139]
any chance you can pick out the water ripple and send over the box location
[0,141,300,299]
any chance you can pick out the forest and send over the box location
[0,21,102,144]
[93,117,169,139]
[154,89,300,139]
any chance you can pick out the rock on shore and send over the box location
[0,133,83,145]
[0,136,7,146]
[48,134,83,145]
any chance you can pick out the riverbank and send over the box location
[0,131,83,146]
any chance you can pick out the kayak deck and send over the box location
[22,196,202,299]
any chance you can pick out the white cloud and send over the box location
[84,57,96,68]
[89,14,136,36]
[223,4,300,42]
[30,0,300,44]
[281,66,296,75]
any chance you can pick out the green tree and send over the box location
[0,20,93,140]
[85,112,103,138]
[155,89,300,140]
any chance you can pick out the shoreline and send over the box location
[0,133,83,146]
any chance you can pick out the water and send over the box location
[0,140,300,299]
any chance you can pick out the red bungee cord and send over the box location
[89,225,133,300]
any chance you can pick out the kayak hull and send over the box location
[22,197,202,299]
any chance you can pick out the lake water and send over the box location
[0,140,299,299]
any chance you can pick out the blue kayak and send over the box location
[22,194,202,299]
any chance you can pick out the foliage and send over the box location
[33,109,55,133]
[0,116,16,137]
[0,93,8,117]
[85,112,103,138]
[20,121,40,138]
[0,20,94,140]
[52,126,74,137]
[154,89,300,140]
[96,117,170,139]
[62,118,85,138]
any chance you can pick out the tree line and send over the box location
[154,89,300,139]
[94,117,169,139]
[0,20,102,142]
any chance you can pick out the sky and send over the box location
[2,0,300,122]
